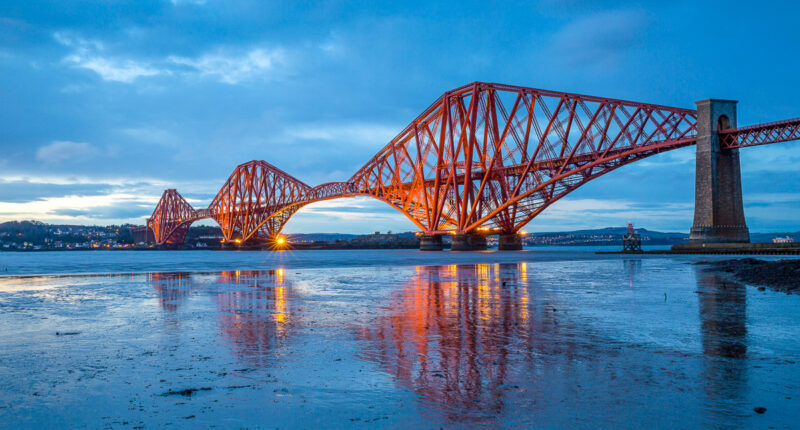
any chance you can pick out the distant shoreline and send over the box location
[0,243,671,252]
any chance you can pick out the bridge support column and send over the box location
[419,235,443,251]
[689,99,750,244]
[498,234,523,251]
[451,234,487,251]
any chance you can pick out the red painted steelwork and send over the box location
[348,82,699,234]
[148,189,198,245]
[147,82,800,246]
[721,117,800,149]
[207,160,314,243]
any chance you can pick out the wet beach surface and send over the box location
[702,258,800,294]
[1,250,799,428]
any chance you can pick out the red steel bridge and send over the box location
[147,82,800,250]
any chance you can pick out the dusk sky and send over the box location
[1,0,799,234]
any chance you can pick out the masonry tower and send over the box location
[689,99,750,243]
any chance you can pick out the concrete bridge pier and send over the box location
[689,99,750,244]
[419,235,444,251]
[451,234,488,251]
[498,233,523,250]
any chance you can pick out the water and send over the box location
[0,246,670,277]
[0,249,799,428]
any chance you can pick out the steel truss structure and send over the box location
[147,82,800,245]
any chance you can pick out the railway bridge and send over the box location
[147,82,800,250]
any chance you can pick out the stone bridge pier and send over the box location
[689,99,750,244]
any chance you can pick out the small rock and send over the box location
[160,387,212,397]
[754,407,767,414]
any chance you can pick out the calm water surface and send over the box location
[0,249,798,428]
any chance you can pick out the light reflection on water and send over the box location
[1,257,798,428]
[140,262,759,426]
[150,269,296,366]
[696,271,749,426]
[358,263,533,419]
[214,269,296,367]
[149,272,193,312]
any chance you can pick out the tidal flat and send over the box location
[0,249,799,428]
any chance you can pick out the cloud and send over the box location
[746,205,800,222]
[547,9,649,72]
[740,144,800,172]
[55,32,288,85]
[36,141,93,163]
[529,198,694,231]
[285,122,400,147]
[635,147,695,167]
[298,198,400,214]
[0,174,159,187]
[285,197,415,234]
[55,32,160,83]
[52,32,102,50]
[168,48,287,84]
[0,175,221,225]
[319,32,347,58]
[119,127,176,146]
[543,198,693,219]
[0,193,159,224]
[0,179,115,203]
[64,55,162,83]
[51,205,154,220]
[745,192,800,204]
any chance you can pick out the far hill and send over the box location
[525,228,799,246]
[525,227,687,246]
[529,227,686,239]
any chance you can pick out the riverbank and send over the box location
[703,258,800,294]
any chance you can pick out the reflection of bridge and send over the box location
[358,263,749,424]
[358,264,535,417]
[147,263,750,423]
[147,82,800,250]
[149,269,295,366]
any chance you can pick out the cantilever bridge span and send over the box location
[147,82,800,250]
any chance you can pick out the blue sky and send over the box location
[1,0,799,233]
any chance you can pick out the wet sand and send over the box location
[703,258,800,294]
[1,251,799,428]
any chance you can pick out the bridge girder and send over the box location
[207,160,312,243]
[147,189,198,245]
[349,82,698,234]
[146,82,800,246]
